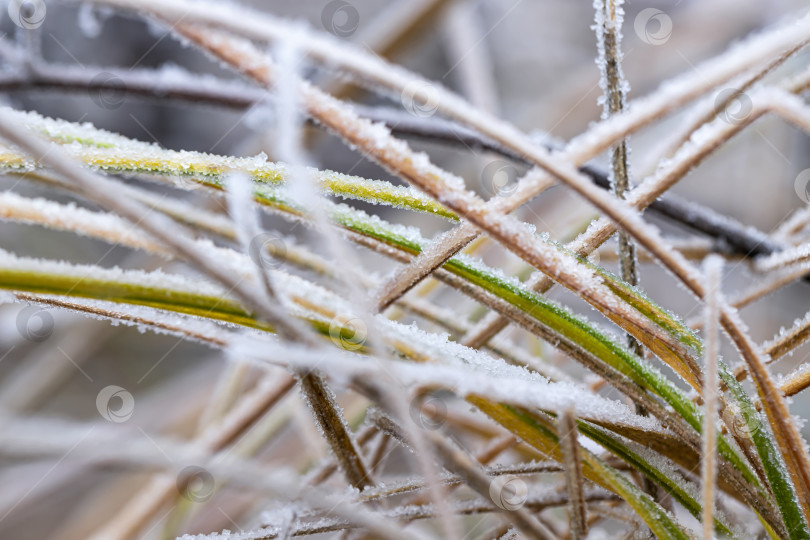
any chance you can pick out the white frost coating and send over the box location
[755,242,810,273]
[0,191,169,255]
[16,293,240,345]
[0,239,356,327]
[130,3,702,369]
[0,108,447,217]
[453,252,524,289]
[178,528,281,540]
[592,0,630,120]
[377,316,547,383]
[624,435,733,530]
[763,310,810,360]
[0,190,354,326]
[231,319,665,432]
[114,0,810,162]
[0,247,228,298]
[477,210,608,296]
[85,0,810,235]
[225,171,271,294]
[327,201,426,246]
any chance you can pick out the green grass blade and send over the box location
[721,364,810,540]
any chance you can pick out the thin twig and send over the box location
[366,408,557,540]
[0,58,788,269]
[701,256,722,540]
[559,407,587,539]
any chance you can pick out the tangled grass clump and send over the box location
[2,1,810,539]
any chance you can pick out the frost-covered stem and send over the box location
[353,231,706,452]
[368,408,556,540]
[0,109,306,344]
[594,0,637,300]
[403,433,517,509]
[7,66,782,291]
[424,431,557,540]
[262,491,616,535]
[170,25,810,525]
[96,0,810,164]
[461,97,767,350]
[5,59,795,268]
[701,256,722,540]
[385,81,808,362]
[763,310,810,363]
[350,382,466,540]
[648,42,804,165]
[94,0,810,309]
[296,374,372,489]
[780,366,810,397]
[376,0,500,310]
[227,172,296,333]
[397,296,570,382]
[10,292,229,347]
[267,40,378,493]
[718,306,810,522]
[597,0,637,292]
[0,107,375,524]
[594,5,649,488]
[0,189,342,297]
[358,460,562,503]
[0,190,169,255]
[0,60,267,108]
[376,221,477,311]
[0,106,373,495]
[691,263,810,333]
[172,25,707,392]
[559,407,587,539]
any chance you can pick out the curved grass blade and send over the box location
[470,400,695,540]
[720,364,810,540]
[578,420,735,537]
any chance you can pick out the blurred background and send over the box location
[2,0,810,538]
